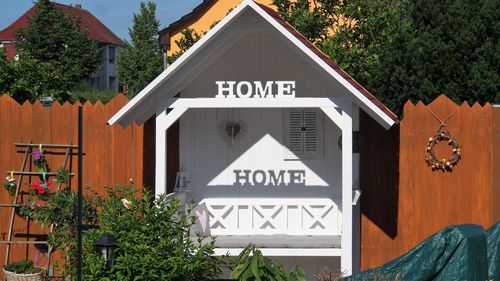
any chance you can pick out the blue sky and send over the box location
[0,0,202,41]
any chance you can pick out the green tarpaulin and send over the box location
[487,222,500,280]
[348,224,489,281]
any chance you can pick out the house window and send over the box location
[89,77,100,88]
[284,109,323,159]
[109,46,115,63]
[109,76,116,89]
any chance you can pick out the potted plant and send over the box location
[32,149,47,173]
[4,171,17,196]
[3,260,45,281]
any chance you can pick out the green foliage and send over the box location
[273,0,499,116]
[3,260,43,274]
[55,167,71,187]
[167,8,236,64]
[4,173,16,196]
[17,187,99,278]
[167,28,202,64]
[0,47,15,95]
[370,0,500,115]
[70,87,118,104]
[273,0,338,42]
[82,186,227,280]
[231,244,306,281]
[10,0,101,103]
[117,1,163,97]
[317,0,408,113]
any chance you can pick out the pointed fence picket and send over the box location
[0,94,145,275]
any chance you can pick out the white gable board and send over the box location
[108,0,396,129]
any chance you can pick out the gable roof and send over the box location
[255,3,398,125]
[0,3,124,46]
[109,0,398,129]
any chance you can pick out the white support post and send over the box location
[341,103,353,275]
[352,105,361,273]
[155,108,168,198]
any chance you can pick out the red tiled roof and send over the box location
[255,3,399,123]
[1,43,17,60]
[0,3,124,46]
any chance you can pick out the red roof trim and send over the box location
[1,43,17,60]
[255,3,399,123]
[0,2,124,46]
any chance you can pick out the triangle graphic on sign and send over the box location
[208,134,328,187]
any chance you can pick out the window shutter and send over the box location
[285,109,323,159]
[303,111,319,154]
[288,110,304,155]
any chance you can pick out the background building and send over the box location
[0,3,125,92]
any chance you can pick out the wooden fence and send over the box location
[0,94,144,272]
[360,95,499,269]
[0,93,498,273]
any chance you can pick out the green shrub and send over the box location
[231,244,306,281]
[83,186,227,280]
[3,260,42,274]
[70,87,118,104]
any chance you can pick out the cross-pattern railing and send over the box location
[200,198,341,236]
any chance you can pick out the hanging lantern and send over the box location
[95,233,117,270]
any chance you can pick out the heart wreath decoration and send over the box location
[425,125,461,171]
[219,121,246,144]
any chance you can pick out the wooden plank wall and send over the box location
[0,94,143,271]
[360,95,495,270]
[493,106,500,223]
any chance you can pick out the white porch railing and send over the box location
[199,198,341,236]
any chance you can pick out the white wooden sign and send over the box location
[215,81,296,98]
[234,169,305,186]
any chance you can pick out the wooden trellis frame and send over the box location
[1,141,76,274]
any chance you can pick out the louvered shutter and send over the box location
[303,111,319,154]
[285,109,323,159]
[288,110,304,155]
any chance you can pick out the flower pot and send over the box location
[34,163,47,174]
[3,268,45,281]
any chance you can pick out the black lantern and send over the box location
[40,96,55,107]
[95,233,117,270]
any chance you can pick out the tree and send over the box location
[167,28,202,64]
[117,1,163,97]
[273,0,499,116]
[371,0,500,114]
[273,0,335,42]
[13,0,101,102]
[0,47,15,95]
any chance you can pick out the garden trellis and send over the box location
[1,141,76,274]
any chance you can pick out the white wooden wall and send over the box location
[167,16,358,272]
[180,108,342,201]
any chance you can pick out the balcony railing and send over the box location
[199,198,341,236]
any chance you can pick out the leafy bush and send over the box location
[82,186,227,280]
[70,87,118,104]
[16,187,98,279]
[3,260,43,274]
[231,244,306,281]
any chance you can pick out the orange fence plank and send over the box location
[361,95,495,269]
[0,95,143,272]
